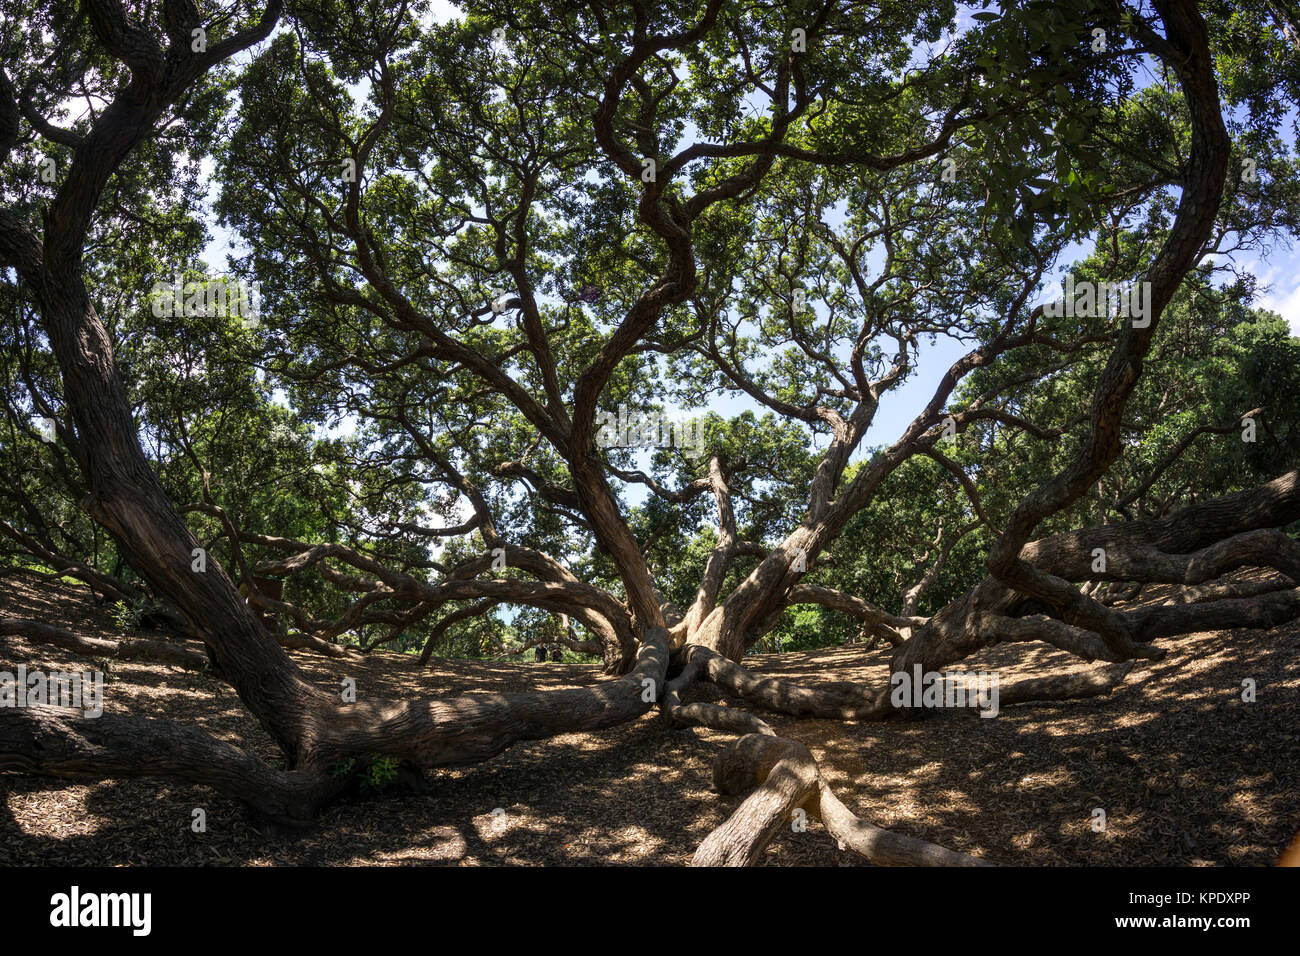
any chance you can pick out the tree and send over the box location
[2,0,1299,865]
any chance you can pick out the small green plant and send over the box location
[361,755,400,794]
[327,755,400,796]
[110,600,144,633]
[89,656,116,683]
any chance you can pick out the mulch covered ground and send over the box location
[2,578,1298,866]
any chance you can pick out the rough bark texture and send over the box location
[895,472,1300,675]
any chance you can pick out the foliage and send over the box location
[3,0,1300,661]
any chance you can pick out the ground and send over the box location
[2,578,1298,866]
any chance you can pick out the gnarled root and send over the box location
[692,733,991,867]
[674,644,893,720]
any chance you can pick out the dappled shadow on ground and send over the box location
[747,626,1300,866]
[2,579,1297,865]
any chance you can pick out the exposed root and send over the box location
[663,649,776,734]
[992,661,1134,708]
[692,733,992,867]
[0,628,673,817]
[815,785,990,866]
[277,629,362,659]
[0,705,335,825]
[1165,572,1294,605]
[692,735,821,866]
[0,617,210,670]
[896,472,1300,675]
[668,651,995,866]
[1126,587,1300,640]
[981,612,1162,663]
[670,701,776,736]
[679,644,893,720]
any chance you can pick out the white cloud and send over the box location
[1258,277,1300,336]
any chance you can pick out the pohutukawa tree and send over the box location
[2,0,1299,865]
